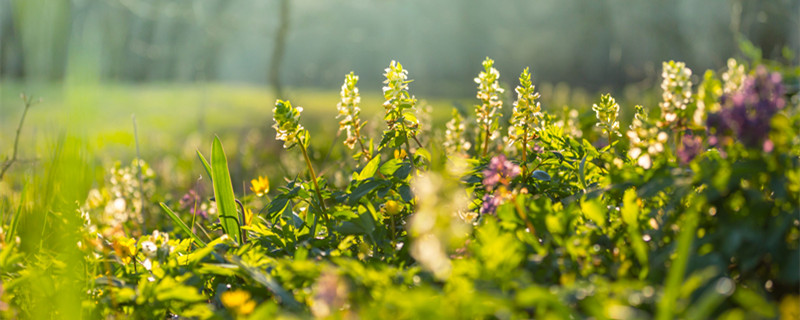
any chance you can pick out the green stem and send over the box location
[482,125,491,158]
[300,143,330,232]
[521,128,528,182]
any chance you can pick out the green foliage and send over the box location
[211,136,242,244]
[1,56,798,319]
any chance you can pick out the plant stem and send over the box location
[0,95,35,181]
[482,126,491,158]
[521,128,528,181]
[512,195,536,236]
[300,143,330,231]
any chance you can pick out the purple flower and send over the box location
[677,134,703,164]
[179,190,199,209]
[480,194,502,215]
[179,190,207,220]
[482,154,520,191]
[708,66,785,149]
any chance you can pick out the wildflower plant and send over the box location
[4,56,799,319]
[480,154,520,215]
[508,68,542,178]
[272,99,329,229]
[272,100,308,149]
[381,61,420,157]
[474,57,505,157]
[659,61,693,128]
[721,58,746,94]
[443,108,470,155]
[592,93,621,146]
[337,72,370,158]
[626,105,668,169]
[707,66,786,151]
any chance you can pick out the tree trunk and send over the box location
[269,0,290,99]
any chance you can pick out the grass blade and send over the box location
[656,197,703,320]
[5,185,26,243]
[196,150,213,184]
[159,202,207,247]
[211,136,241,244]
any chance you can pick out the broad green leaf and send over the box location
[580,197,605,228]
[621,188,648,273]
[356,155,380,181]
[380,158,403,176]
[348,179,387,206]
[532,170,550,181]
[159,202,207,247]
[415,147,431,162]
[211,136,241,244]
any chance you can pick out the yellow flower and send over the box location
[112,237,137,264]
[383,200,402,216]
[221,290,256,316]
[250,176,270,197]
[394,149,407,160]
[781,295,799,320]
[244,208,254,226]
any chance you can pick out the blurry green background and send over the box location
[0,0,797,185]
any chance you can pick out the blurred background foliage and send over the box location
[0,0,797,93]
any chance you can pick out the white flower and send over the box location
[141,241,157,258]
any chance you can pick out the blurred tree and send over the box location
[269,0,290,98]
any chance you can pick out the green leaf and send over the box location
[580,197,606,228]
[160,202,207,247]
[348,179,387,206]
[356,155,380,181]
[228,255,301,310]
[398,184,413,202]
[621,188,648,274]
[578,156,587,189]
[657,197,704,320]
[380,158,403,176]
[211,136,241,244]
[196,150,213,184]
[415,147,431,162]
[532,170,550,181]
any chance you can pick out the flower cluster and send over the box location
[722,58,746,95]
[337,72,364,150]
[508,68,542,151]
[83,159,155,233]
[659,61,693,128]
[592,93,621,141]
[626,106,668,169]
[707,66,786,150]
[382,61,419,133]
[179,190,209,219]
[272,100,307,149]
[474,57,505,152]
[481,154,520,215]
[443,108,470,154]
[137,230,175,270]
[677,133,703,164]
